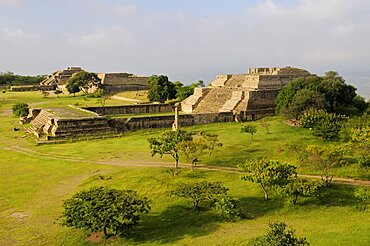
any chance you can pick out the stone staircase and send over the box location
[220,90,245,112]
[224,75,246,88]
[29,110,52,136]
[193,88,233,113]
[181,87,211,113]
[46,117,118,140]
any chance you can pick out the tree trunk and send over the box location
[103,227,107,237]
[175,153,179,168]
[261,184,269,200]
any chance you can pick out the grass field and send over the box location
[0,91,369,245]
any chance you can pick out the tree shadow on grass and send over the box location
[315,184,357,207]
[238,196,285,219]
[127,205,220,244]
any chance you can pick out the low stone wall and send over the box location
[83,104,174,116]
[109,112,234,132]
[10,85,56,91]
[103,84,149,93]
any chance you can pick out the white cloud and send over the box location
[1,27,24,38]
[86,2,137,17]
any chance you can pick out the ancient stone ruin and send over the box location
[26,66,312,142]
[181,66,311,119]
[40,67,149,93]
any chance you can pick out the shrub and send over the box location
[251,221,309,246]
[62,187,150,237]
[213,196,241,221]
[12,103,29,117]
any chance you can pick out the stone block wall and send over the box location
[10,85,56,91]
[109,112,234,132]
[83,104,174,116]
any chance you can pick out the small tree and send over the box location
[239,159,296,200]
[305,144,348,186]
[252,221,309,246]
[178,133,222,170]
[354,186,370,210]
[66,82,80,96]
[241,125,257,141]
[260,120,271,134]
[12,103,29,117]
[148,130,192,168]
[171,181,228,209]
[279,177,322,205]
[62,187,150,237]
[213,196,241,221]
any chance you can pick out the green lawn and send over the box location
[0,91,369,245]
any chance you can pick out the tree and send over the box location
[171,181,228,209]
[239,159,296,200]
[67,71,101,93]
[66,81,80,96]
[241,125,257,141]
[300,109,347,140]
[12,103,29,117]
[305,144,348,186]
[178,133,222,170]
[62,187,150,237]
[354,186,370,210]
[147,75,176,103]
[260,119,271,134]
[352,95,368,113]
[350,126,370,155]
[286,89,327,119]
[276,72,359,117]
[252,221,309,246]
[148,130,192,168]
[279,177,322,205]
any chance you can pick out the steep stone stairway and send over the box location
[193,88,233,113]
[220,91,244,112]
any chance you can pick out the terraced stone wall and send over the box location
[83,104,174,116]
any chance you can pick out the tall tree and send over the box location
[147,75,176,103]
[148,130,192,168]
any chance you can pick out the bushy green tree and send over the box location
[171,181,228,209]
[276,71,360,117]
[286,89,327,119]
[62,187,150,237]
[305,144,348,186]
[251,221,309,246]
[147,75,176,103]
[66,71,101,95]
[354,186,370,210]
[12,103,29,117]
[148,130,192,168]
[279,178,322,204]
[241,125,257,141]
[300,109,347,140]
[239,159,296,200]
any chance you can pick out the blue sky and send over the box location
[1,0,370,97]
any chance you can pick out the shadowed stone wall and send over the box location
[83,104,174,116]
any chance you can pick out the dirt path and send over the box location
[1,145,370,186]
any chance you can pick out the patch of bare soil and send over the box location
[1,109,12,116]
[86,231,104,243]
[10,212,29,221]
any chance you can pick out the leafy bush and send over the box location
[251,221,309,246]
[300,109,347,140]
[12,103,29,117]
[354,186,370,211]
[62,187,150,237]
[213,196,241,221]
